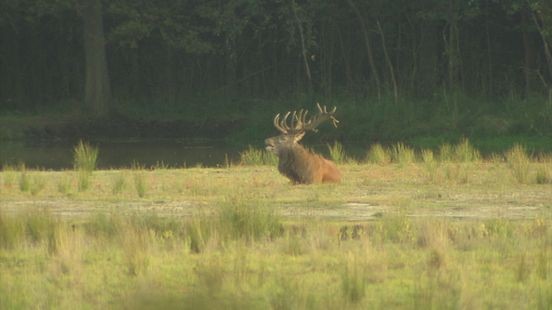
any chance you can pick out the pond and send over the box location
[0,140,244,170]
[0,140,368,170]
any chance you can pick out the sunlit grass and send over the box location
[366,143,391,165]
[327,141,347,164]
[0,210,550,309]
[0,142,551,308]
[74,140,98,192]
[239,145,277,166]
[506,144,531,184]
[390,142,416,166]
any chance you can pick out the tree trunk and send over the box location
[346,0,381,99]
[291,0,313,94]
[377,20,398,103]
[79,0,110,116]
[522,8,536,96]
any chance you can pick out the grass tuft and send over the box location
[73,140,98,172]
[366,143,391,165]
[422,149,440,182]
[18,165,30,192]
[439,143,454,162]
[218,195,282,242]
[341,253,366,304]
[239,146,277,166]
[454,138,481,162]
[112,172,126,195]
[506,144,531,184]
[390,143,415,166]
[327,141,347,164]
[74,141,98,191]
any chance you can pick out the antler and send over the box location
[273,103,339,134]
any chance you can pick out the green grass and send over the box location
[73,140,98,172]
[327,141,348,164]
[366,143,391,165]
[506,144,532,184]
[1,144,552,309]
[239,145,277,166]
[74,141,98,192]
[390,142,416,166]
[0,209,550,309]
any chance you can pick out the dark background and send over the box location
[1,0,552,148]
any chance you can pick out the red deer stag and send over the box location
[265,103,341,184]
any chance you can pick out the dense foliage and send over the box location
[1,0,552,140]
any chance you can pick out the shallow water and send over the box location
[0,140,367,170]
[0,140,242,169]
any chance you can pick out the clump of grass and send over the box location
[186,217,212,253]
[444,164,469,184]
[74,141,98,192]
[133,171,147,198]
[120,222,150,276]
[77,172,91,192]
[73,140,98,172]
[1,164,17,188]
[454,138,480,162]
[390,143,415,166]
[112,172,126,195]
[506,144,531,184]
[421,149,440,182]
[366,143,390,165]
[218,196,282,242]
[57,175,72,195]
[327,141,347,164]
[535,165,552,184]
[239,146,277,166]
[0,211,24,249]
[29,175,46,196]
[341,253,366,304]
[17,164,30,192]
[488,153,504,164]
[438,143,454,162]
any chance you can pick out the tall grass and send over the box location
[18,165,30,192]
[218,196,282,242]
[73,140,98,191]
[506,144,531,183]
[1,164,16,187]
[111,172,126,195]
[29,175,46,196]
[73,140,98,172]
[341,253,367,304]
[454,138,480,162]
[438,143,454,162]
[366,143,391,165]
[421,149,439,183]
[327,141,347,164]
[390,143,415,166]
[133,169,147,198]
[239,146,277,166]
[1,210,551,309]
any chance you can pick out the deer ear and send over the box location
[293,132,306,143]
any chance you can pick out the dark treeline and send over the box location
[1,0,552,141]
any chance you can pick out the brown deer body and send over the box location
[265,103,341,184]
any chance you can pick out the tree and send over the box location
[78,0,111,116]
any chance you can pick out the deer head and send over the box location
[265,102,339,155]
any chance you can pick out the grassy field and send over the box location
[1,143,552,309]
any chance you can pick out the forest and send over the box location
[1,0,552,144]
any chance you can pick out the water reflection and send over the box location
[1,140,368,170]
[0,140,242,170]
